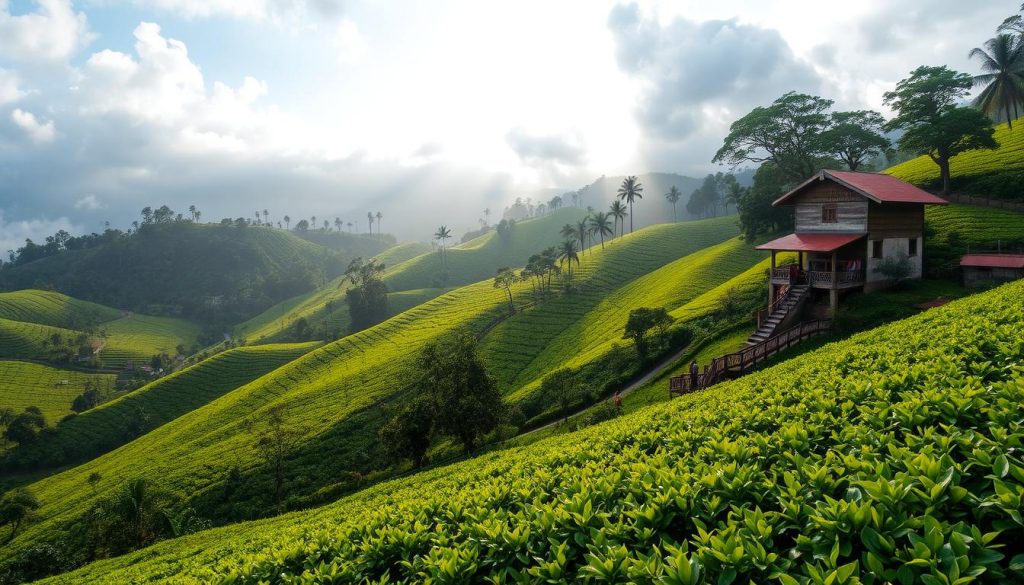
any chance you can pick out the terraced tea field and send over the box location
[887,121,1023,190]
[97,314,201,367]
[2,218,736,560]
[0,361,116,422]
[41,280,1024,585]
[485,235,764,400]
[0,290,120,328]
[0,318,80,361]
[5,342,319,470]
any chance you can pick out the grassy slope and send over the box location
[4,342,319,470]
[0,290,120,328]
[98,314,202,367]
[0,217,738,561]
[0,361,117,422]
[236,210,587,344]
[0,318,78,361]
[886,121,1023,187]
[45,279,1024,584]
[481,233,762,400]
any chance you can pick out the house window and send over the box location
[908,238,918,257]
[821,203,838,223]
[871,240,883,259]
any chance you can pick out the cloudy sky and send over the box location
[0,0,1014,249]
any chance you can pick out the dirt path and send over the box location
[517,343,692,438]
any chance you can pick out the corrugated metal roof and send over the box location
[960,254,1024,269]
[774,170,949,206]
[756,232,865,252]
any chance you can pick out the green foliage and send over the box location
[821,110,891,171]
[969,34,1024,130]
[0,290,119,329]
[417,330,502,451]
[736,163,796,239]
[96,314,201,369]
[344,258,389,332]
[873,250,913,283]
[3,407,46,447]
[616,176,644,233]
[887,121,1024,200]
[623,307,674,356]
[48,280,1024,585]
[0,489,39,542]
[922,204,1024,275]
[0,362,115,422]
[2,343,317,471]
[379,396,434,467]
[883,65,998,194]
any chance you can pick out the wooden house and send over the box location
[756,170,947,315]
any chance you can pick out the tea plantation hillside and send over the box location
[923,204,1024,271]
[0,217,742,564]
[0,222,386,323]
[2,342,319,471]
[483,235,763,401]
[96,314,202,368]
[0,318,81,361]
[887,121,1023,199]
[381,207,589,292]
[0,290,120,329]
[41,279,1024,585]
[0,362,116,422]
[237,210,587,343]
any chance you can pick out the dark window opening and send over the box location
[908,238,918,256]
[821,203,838,223]
[871,240,883,259]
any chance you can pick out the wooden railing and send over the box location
[754,283,794,328]
[808,270,864,288]
[770,265,800,283]
[670,319,832,397]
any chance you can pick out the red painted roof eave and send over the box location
[756,232,865,253]
[772,170,949,206]
[960,254,1024,269]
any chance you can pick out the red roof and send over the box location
[756,233,865,253]
[773,170,949,206]
[960,254,1024,269]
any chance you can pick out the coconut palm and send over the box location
[589,212,614,250]
[375,211,383,235]
[969,34,1024,129]
[559,223,575,240]
[558,239,580,284]
[574,219,589,255]
[366,212,374,235]
[263,209,269,225]
[346,221,353,233]
[434,225,452,270]
[609,200,627,238]
[664,186,682,222]
[283,215,290,230]
[617,176,644,233]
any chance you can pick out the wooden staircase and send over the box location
[746,285,809,346]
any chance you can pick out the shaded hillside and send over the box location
[0,290,120,329]
[41,280,1024,585]
[887,121,1024,200]
[0,222,392,323]
[291,229,396,253]
[0,362,116,423]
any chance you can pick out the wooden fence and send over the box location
[670,319,833,397]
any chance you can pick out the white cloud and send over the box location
[74,194,103,210]
[10,108,55,143]
[0,0,93,62]
[0,210,79,256]
[333,18,364,63]
[129,0,346,21]
[0,69,25,106]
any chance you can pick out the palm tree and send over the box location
[283,215,290,230]
[589,212,614,250]
[194,211,201,224]
[334,217,342,232]
[664,186,681,222]
[188,205,197,221]
[483,208,491,226]
[558,240,580,285]
[617,176,644,233]
[434,225,452,270]
[367,212,374,235]
[346,221,353,233]
[574,219,589,255]
[559,223,575,240]
[376,211,383,235]
[609,200,627,238]
[311,215,317,231]
[263,209,269,225]
[969,34,1024,129]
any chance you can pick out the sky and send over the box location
[0,0,1015,250]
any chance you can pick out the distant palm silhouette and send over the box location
[617,176,644,233]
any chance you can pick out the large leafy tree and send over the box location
[344,257,389,331]
[418,330,502,452]
[0,488,39,542]
[623,307,674,357]
[735,163,795,240]
[821,110,891,171]
[713,91,833,182]
[493,266,518,313]
[969,34,1024,129]
[616,176,644,233]
[884,66,998,195]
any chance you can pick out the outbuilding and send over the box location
[960,253,1024,287]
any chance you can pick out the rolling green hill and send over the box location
[0,290,120,329]
[0,222,392,323]
[887,121,1023,199]
[3,342,319,471]
[0,362,117,422]
[0,217,747,566]
[95,314,202,368]
[236,209,588,344]
[39,279,1024,585]
[924,203,1024,272]
[0,318,82,362]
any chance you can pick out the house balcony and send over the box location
[771,265,864,289]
